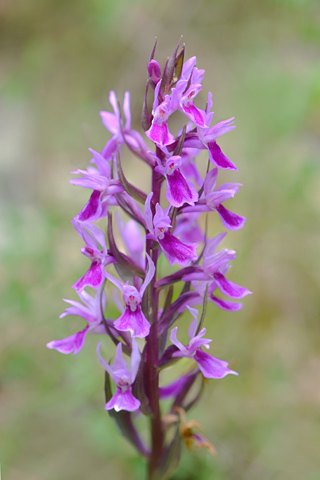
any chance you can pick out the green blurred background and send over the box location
[1,0,320,479]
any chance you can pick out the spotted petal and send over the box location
[159,231,198,267]
[114,306,150,338]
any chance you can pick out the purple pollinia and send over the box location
[47,39,251,479]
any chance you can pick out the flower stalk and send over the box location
[47,39,251,480]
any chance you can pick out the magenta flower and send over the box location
[72,220,116,292]
[104,254,155,338]
[116,214,145,268]
[183,168,246,230]
[145,193,198,266]
[183,280,243,312]
[97,340,141,412]
[151,152,198,207]
[145,83,175,146]
[183,233,252,299]
[180,147,203,187]
[174,212,205,244]
[178,83,207,128]
[159,371,198,399]
[47,287,110,355]
[147,59,162,85]
[100,91,149,160]
[71,149,123,222]
[170,58,207,128]
[48,42,251,474]
[181,92,237,170]
[170,306,238,378]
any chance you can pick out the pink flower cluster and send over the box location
[47,39,251,474]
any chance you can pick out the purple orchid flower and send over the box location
[169,59,207,128]
[179,280,243,313]
[104,254,155,338]
[148,59,162,85]
[72,220,116,292]
[182,233,252,299]
[71,149,123,222]
[174,212,205,244]
[100,91,149,161]
[183,168,246,230]
[178,83,207,128]
[170,306,238,379]
[145,193,198,267]
[47,286,112,355]
[145,83,175,147]
[159,371,198,399]
[180,147,203,187]
[97,340,141,412]
[146,57,208,147]
[182,92,237,170]
[116,214,145,268]
[150,151,198,208]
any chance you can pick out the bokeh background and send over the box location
[1,0,320,479]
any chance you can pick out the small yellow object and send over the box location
[174,407,217,456]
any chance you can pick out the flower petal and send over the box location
[159,373,194,399]
[207,141,237,170]
[169,327,186,353]
[114,306,150,338]
[213,272,252,298]
[145,121,174,146]
[105,387,140,412]
[130,339,141,382]
[73,261,104,292]
[47,326,89,355]
[210,295,243,311]
[166,170,198,207]
[194,350,238,378]
[216,204,246,231]
[77,190,101,222]
[140,253,155,297]
[159,231,198,267]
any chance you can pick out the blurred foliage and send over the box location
[1,0,320,479]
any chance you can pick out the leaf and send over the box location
[132,349,152,416]
[172,43,185,86]
[114,192,146,228]
[141,80,152,130]
[116,147,147,204]
[196,283,208,336]
[158,291,199,334]
[173,125,187,157]
[153,426,182,480]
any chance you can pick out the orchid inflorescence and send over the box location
[47,38,251,479]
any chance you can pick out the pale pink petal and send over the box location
[105,387,140,412]
[47,326,89,355]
